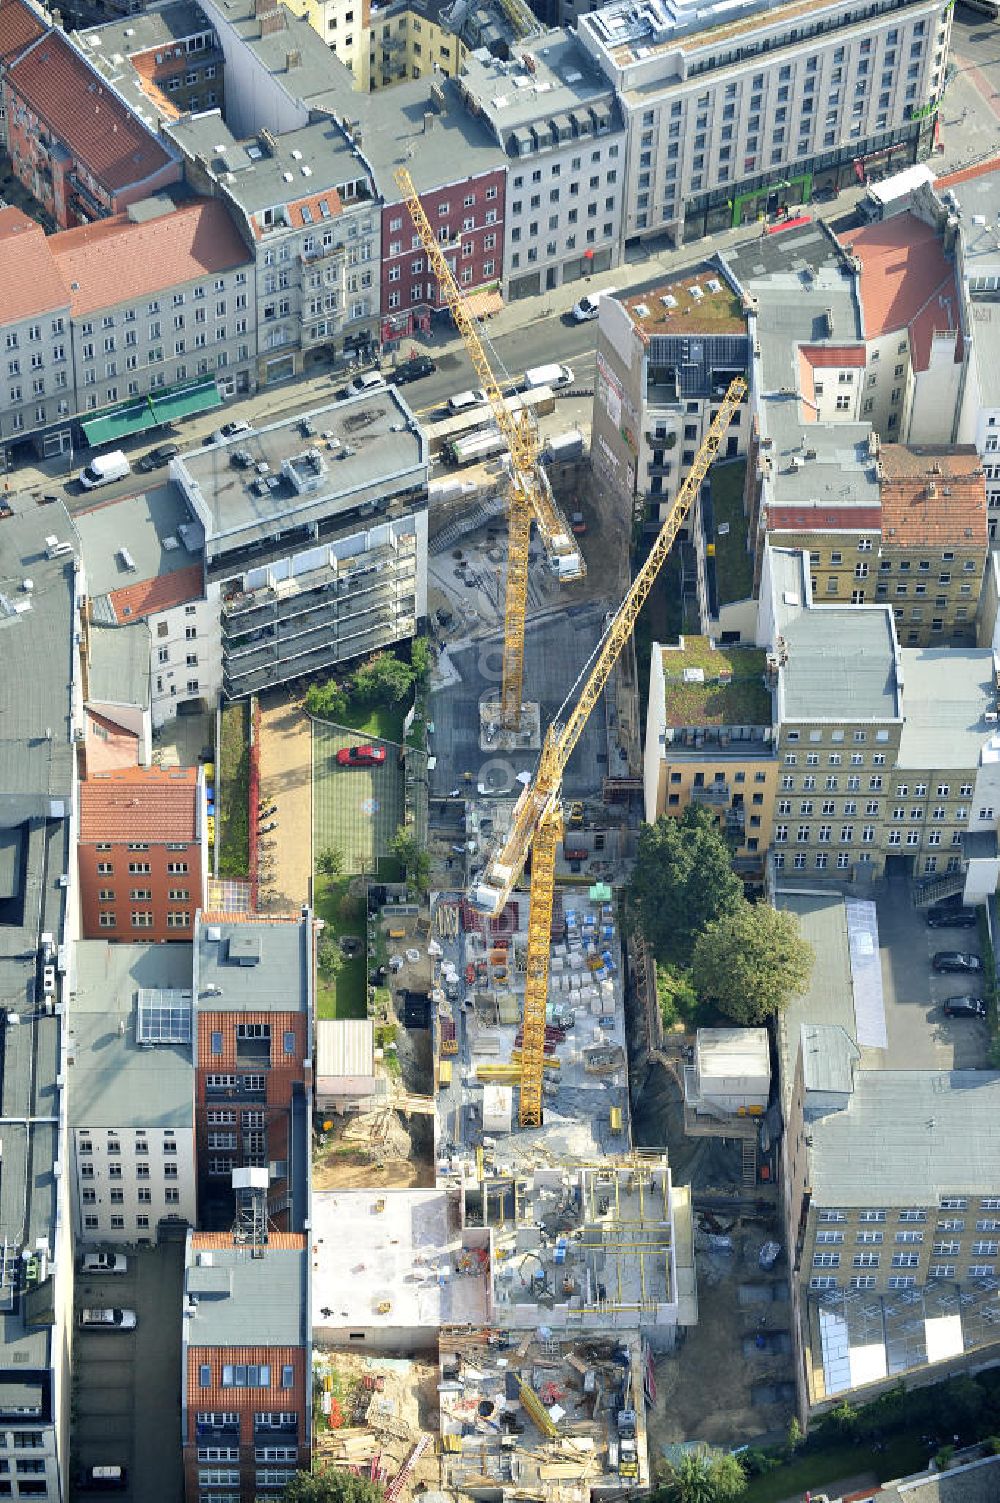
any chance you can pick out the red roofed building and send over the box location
[78,765,208,941]
[838,212,964,445]
[0,5,182,228]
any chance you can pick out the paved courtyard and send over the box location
[257,687,313,908]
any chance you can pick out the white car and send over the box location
[80,1253,128,1276]
[346,370,386,397]
[571,287,616,322]
[80,1308,136,1331]
[212,419,254,444]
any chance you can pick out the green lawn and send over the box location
[217,702,249,877]
[312,722,404,878]
[333,700,406,742]
[315,874,368,1021]
[710,459,754,606]
[743,1433,927,1503]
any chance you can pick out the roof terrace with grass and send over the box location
[659,637,775,756]
[623,271,745,340]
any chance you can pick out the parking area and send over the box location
[313,721,404,875]
[72,1244,184,1502]
[258,686,314,908]
[877,873,989,1070]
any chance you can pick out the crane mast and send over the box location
[394,167,583,729]
[469,377,747,1126]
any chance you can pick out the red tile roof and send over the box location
[838,214,961,374]
[0,206,69,324]
[51,199,251,316]
[79,765,199,842]
[879,444,987,549]
[767,506,883,532]
[7,28,174,192]
[286,189,343,228]
[799,344,867,368]
[0,0,43,62]
[106,562,203,623]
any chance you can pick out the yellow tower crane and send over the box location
[394,166,584,731]
[471,376,747,1126]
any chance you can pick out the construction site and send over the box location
[303,172,766,1502]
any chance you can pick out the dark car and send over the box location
[390,355,436,385]
[926,906,978,929]
[138,443,180,473]
[943,995,987,1019]
[932,951,983,975]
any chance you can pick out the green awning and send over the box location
[81,380,223,447]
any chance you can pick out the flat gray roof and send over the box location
[73,487,203,597]
[809,1070,1000,1207]
[87,621,152,710]
[897,647,995,770]
[184,1240,308,1346]
[459,30,619,140]
[177,391,427,551]
[78,0,215,57]
[194,915,311,1016]
[723,227,874,513]
[0,497,78,801]
[780,603,900,724]
[774,891,857,1102]
[70,942,194,1129]
[167,113,369,214]
[345,78,506,203]
[801,1023,858,1096]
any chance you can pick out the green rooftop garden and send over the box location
[661,637,772,728]
[710,459,754,606]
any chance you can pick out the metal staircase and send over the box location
[741,1137,757,1189]
[912,869,965,908]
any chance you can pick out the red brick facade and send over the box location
[381,168,505,337]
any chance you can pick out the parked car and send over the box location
[758,1240,782,1270]
[212,419,254,444]
[927,906,978,929]
[79,1308,136,1331]
[77,1464,127,1490]
[390,355,435,385]
[943,995,987,1019]
[79,449,130,490]
[336,744,387,767]
[137,443,180,473]
[346,370,386,397]
[447,388,488,413]
[932,951,983,974]
[80,1253,128,1276]
[570,287,616,322]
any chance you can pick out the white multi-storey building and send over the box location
[577,0,950,247]
[70,943,197,1246]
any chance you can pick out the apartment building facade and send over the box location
[71,942,198,1246]
[577,0,949,247]
[761,547,1000,884]
[192,916,314,1233]
[174,390,428,699]
[0,206,74,456]
[170,113,381,383]
[78,767,208,942]
[182,1232,311,1503]
[592,277,751,530]
[643,636,778,872]
[0,0,182,229]
[458,33,627,298]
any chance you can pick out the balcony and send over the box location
[690,782,730,806]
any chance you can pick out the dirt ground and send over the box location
[257,686,313,910]
[312,1348,441,1497]
[313,1109,435,1191]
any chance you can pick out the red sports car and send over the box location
[336,744,387,767]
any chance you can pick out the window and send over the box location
[813,1252,840,1268]
[223,1364,272,1388]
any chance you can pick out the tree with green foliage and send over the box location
[316,934,344,983]
[351,652,414,706]
[410,636,431,687]
[317,845,345,878]
[389,825,431,894]
[275,1466,385,1503]
[627,806,743,967]
[305,679,349,721]
[690,900,813,1024]
[657,1449,746,1503]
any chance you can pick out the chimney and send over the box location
[286,48,301,68]
[423,111,435,133]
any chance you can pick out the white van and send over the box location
[448,388,488,413]
[523,363,573,391]
[79,450,130,490]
